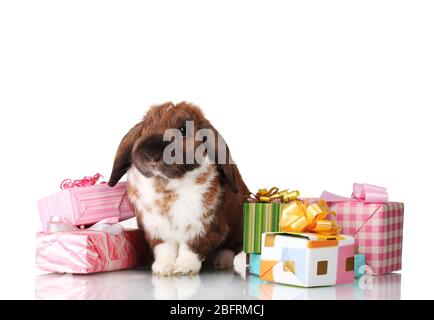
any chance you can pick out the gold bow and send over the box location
[250,187,300,203]
[279,199,342,236]
[248,187,342,236]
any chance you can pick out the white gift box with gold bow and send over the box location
[260,232,355,288]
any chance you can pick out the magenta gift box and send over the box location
[37,182,135,231]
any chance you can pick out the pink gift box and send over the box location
[37,182,135,231]
[36,228,151,274]
[321,184,404,276]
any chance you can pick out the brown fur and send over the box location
[152,176,169,193]
[127,185,140,202]
[108,101,249,263]
[153,193,179,217]
[201,173,220,209]
[195,165,213,185]
[145,234,163,251]
[151,176,179,217]
[189,163,247,260]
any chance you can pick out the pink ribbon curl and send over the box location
[60,173,106,190]
[351,183,389,203]
[321,183,389,204]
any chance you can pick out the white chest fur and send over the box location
[127,163,219,244]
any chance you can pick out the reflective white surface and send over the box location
[246,273,401,300]
[35,266,402,300]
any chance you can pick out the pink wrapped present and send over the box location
[36,218,151,274]
[37,174,135,231]
[320,183,404,276]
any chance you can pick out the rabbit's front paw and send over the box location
[173,244,202,276]
[152,259,175,276]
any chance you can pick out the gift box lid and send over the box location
[262,232,354,249]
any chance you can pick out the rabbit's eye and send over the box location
[179,126,186,136]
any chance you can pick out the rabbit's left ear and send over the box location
[206,125,239,193]
[108,122,143,187]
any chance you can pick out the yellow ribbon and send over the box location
[250,187,300,203]
[279,199,342,236]
[249,187,342,236]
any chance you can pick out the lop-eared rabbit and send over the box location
[108,102,248,276]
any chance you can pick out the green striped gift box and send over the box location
[243,202,290,253]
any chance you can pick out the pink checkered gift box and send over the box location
[37,174,135,231]
[321,184,404,276]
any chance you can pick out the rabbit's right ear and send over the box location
[108,122,143,187]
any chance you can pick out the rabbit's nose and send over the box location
[146,150,164,163]
[150,161,158,170]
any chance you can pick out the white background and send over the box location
[1,0,433,299]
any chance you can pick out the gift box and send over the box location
[249,253,261,276]
[249,252,365,279]
[243,189,340,254]
[260,232,355,287]
[37,174,135,231]
[354,254,366,278]
[321,183,404,275]
[36,227,151,274]
[243,202,287,254]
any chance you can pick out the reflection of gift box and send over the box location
[260,232,355,287]
[35,269,152,300]
[247,273,402,300]
[355,273,402,300]
[321,184,404,275]
[248,274,345,300]
[38,181,135,231]
[36,228,151,274]
[247,274,264,299]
